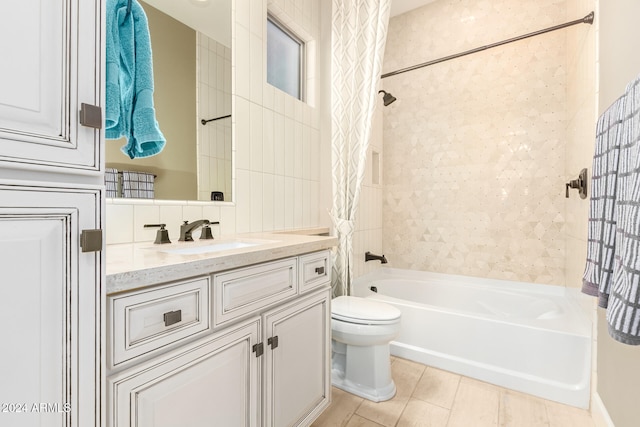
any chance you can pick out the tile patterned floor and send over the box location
[312,357,595,427]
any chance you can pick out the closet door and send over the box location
[0,0,101,172]
[0,183,102,427]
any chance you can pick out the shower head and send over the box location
[378,90,397,106]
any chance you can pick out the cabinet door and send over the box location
[0,183,102,427]
[263,288,331,427]
[109,319,261,427]
[0,0,101,171]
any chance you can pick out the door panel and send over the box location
[0,0,101,171]
[263,289,330,427]
[0,184,101,427]
[109,320,261,427]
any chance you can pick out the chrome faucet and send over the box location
[365,251,388,264]
[179,220,218,241]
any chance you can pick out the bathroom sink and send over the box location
[156,239,276,255]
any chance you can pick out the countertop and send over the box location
[106,231,338,295]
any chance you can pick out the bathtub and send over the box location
[352,268,592,408]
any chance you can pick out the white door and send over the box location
[0,183,102,427]
[0,0,101,171]
[263,288,331,427]
[109,320,261,427]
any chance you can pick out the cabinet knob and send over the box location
[315,266,325,275]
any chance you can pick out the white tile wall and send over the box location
[352,97,385,279]
[197,34,232,202]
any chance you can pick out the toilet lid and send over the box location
[331,296,401,325]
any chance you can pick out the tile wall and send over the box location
[106,0,331,245]
[352,98,385,279]
[563,0,598,414]
[375,0,596,286]
[197,35,233,202]
[564,0,597,290]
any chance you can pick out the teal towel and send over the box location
[105,0,166,159]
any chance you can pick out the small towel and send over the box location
[121,171,155,199]
[105,168,119,198]
[583,74,640,345]
[105,0,166,159]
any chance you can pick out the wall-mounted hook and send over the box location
[566,168,588,199]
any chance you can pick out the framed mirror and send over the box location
[105,0,232,202]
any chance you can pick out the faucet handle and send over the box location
[144,224,171,244]
[200,225,214,240]
[200,221,220,240]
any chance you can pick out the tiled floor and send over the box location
[312,357,595,427]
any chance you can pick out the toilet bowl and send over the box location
[331,296,401,402]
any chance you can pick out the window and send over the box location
[267,16,304,100]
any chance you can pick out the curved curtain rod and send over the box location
[201,114,231,125]
[381,11,594,79]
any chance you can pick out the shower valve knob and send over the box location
[565,168,588,199]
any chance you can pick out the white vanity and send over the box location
[106,232,337,427]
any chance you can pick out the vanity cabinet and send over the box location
[107,251,332,427]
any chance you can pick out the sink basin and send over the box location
[156,239,276,255]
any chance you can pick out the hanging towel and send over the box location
[121,171,155,199]
[105,168,119,198]
[582,94,625,307]
[105,0,166,159]
[583,74,640,345]
[605,76,640,345]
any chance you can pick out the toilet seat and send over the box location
[332,296,401,325]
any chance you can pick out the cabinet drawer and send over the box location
[299,250,331,292]
[109,276,210,367]
[214,258,297,327]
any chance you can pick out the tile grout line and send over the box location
[393,365,429,427]
[444,372,463,427]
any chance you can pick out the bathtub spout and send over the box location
[365,251,388,264]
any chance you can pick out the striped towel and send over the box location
[607,76,640,345]
[583,75,640,345]
[105,168,119,198]
[121,170,155,199]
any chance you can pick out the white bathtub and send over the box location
[352,268,592,408]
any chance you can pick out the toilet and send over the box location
[331,296,402,402]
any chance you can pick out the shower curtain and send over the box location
[330,0,391,296]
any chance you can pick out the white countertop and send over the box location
[106,231,338,295]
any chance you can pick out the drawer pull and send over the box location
[315,266,325,275]
[253,342,264,357]
[163,310,182,327]
[268,336,279,349]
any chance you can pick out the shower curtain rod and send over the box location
[381,11,594,79]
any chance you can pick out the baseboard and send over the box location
[592,393,615,427]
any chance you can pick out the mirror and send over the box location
[105,0,232,202]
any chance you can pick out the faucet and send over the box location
[365,251,388,264]
[179,220,218,241]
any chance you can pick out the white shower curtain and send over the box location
[330,0,391,296]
